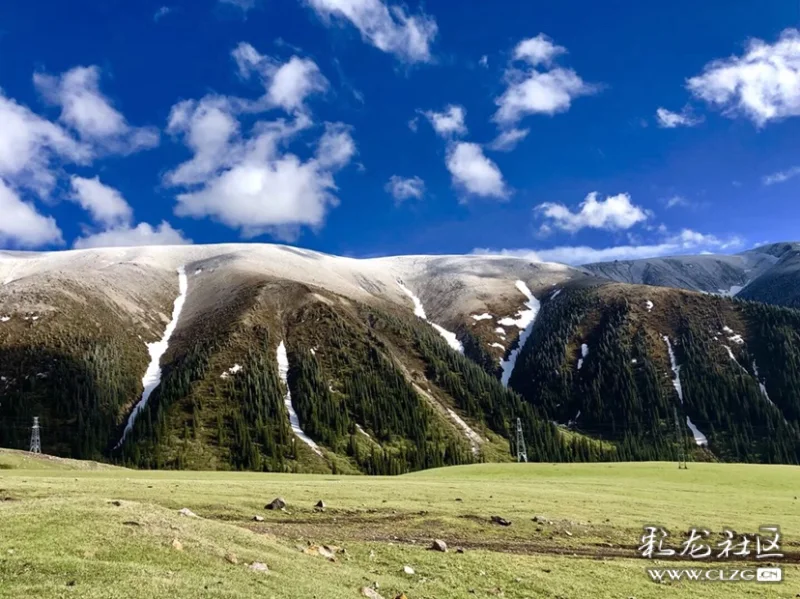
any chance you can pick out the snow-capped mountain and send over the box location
[1,243,799,472]
[583,242,800,307]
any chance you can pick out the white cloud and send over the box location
[167,101,354,236]
[664,195,690,209]
[0,178,63,248]
[479,55,489,68]
[536,192,649,233]
[68,175,133,227]
[154,6,173,21]
[446,142,508,199]
[472,229,744,265]
[219,0,257,13]
[306,0,437,63]
[73,221,190,249]
[422,105,467,137]
[487,127,529,152]
[513,34,566,67]
[33,66,159,153]
[0,92,89,194]
[232,43,328,112]
[656,107,703,128]
[494,34,597,126]
[762,165,800,185]
[385,175,424,203]
[315,122,357,169]
[686,28,800,126]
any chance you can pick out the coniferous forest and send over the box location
[2,279,800,472]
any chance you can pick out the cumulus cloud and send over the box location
[74,221,190,249]
[536,192,649,233]
[0,92,89,194]
[0,178,63,248]
[686,28,800,126]
[232,43,329,113]
[656,107,703,128]
[473,229,744,265]
[487,127,529,152]
[479,55,489,68]
[69,175,133,227]
[166,100,354,236]
[494,33,598,126]
[385,175,424,203]
[422,105,467,137]
[33,66,159,153]
[762,165,800,185]
[306,0,437,63]
[446,142,508,199]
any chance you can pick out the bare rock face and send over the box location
[265,497,286,510]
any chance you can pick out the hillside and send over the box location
[583,242,800,307]
[1,243,800,472]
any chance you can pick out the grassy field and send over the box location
[1,449,798,598]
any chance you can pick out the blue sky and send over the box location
[0,0,798,264]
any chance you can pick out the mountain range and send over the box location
[1,242,799,473]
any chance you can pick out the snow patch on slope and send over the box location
[577,343,589,370]
[663,335,707,446]
[221,364,242,379]
[752,360,778,409]
[500,281,541,387]
[116,266,188,448]
[397,280,463,353]
[645,300,653,312]
[0,316,9,322]
[277,341,323,457]
[446,408,482,455]
[722,345,748,374]
[471,313,493,321]
[550,289,562,299]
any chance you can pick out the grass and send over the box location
[1,450,798,598]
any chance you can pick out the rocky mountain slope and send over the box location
[584,242,800,307]
[1,244,799,472]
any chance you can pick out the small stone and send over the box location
[7,549,14,555]
[225,553,238,565]
[430,539,448,552]
[564,530,573,537]
[456,547,465,554]
[66,580,76,587]
[315,500,326,510]
[178,508,198,518]
[394,594,408,599]
[248,562,269,573]
[361,587,384,599]
[110,500,122,507]
[490,516,512,526]
[253,515,265,522]
[171,539,183,551]
[403,565,415,575]
[317,546,336,561]
[455,497,463,502]
[122,521,141,527]
[265,497,286,511]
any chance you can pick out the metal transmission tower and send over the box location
[673,407,687,470]
[515,418,528,463]
[29,417,41,454]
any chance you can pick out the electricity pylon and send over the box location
[29,417,41,454]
